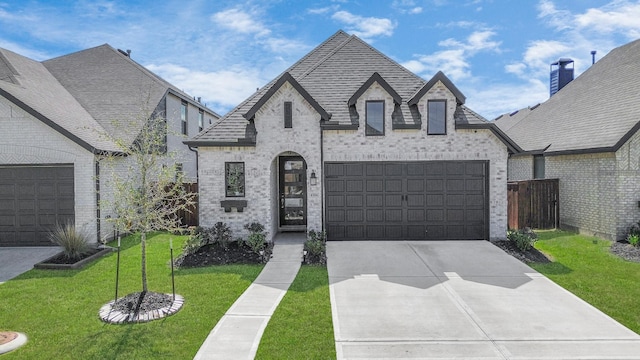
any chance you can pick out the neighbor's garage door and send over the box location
[0,165,74,246]
[325,161,488,240]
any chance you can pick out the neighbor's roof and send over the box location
[188,30,509,148]
[0,47,119,152]
[496,38,640,155]
[43,44,220,147]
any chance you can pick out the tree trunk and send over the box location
[141,232,148,293]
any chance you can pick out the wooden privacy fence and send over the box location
[508,179,559,230]
[175,182,199,227]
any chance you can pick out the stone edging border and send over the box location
[34,248,114,270]
[99,294,184,324]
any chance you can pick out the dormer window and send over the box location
[284,101,292,128]
[427,100,446,135]
[365,100,384,136]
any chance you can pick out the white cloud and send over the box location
[146,63,265,115]
[402,30,501,81]
[211,8,271,37]
[465,79,549,120]
[331,11,395,40]
[574,2,640,39]
[307,6,339,15]
[392,0,423,14]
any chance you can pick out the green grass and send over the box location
[256,266,336,360]
[530,230,640,334]
[0,233,263,359]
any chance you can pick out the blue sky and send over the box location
[1,1,639,119]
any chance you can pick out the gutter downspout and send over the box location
[95,157,101,243]
[320,125,325,232]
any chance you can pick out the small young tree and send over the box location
[103,105,195,294]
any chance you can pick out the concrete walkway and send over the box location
[0,247,60,284]
[328,241,640,359]
[194,233,305,360]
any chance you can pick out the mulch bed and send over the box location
[303,252,327,266]
[175,241,273,267]
[112,292,173,313]
[492,240,551,264]
[610,242,640,263]
[0,332,17,345]
[42,248,103,264]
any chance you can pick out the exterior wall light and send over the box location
[310,170,317,186]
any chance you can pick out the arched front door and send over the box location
[279,156,307,228]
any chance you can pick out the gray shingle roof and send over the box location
[43,44,220,147]
[499,38,640,154]
[189,30,499,146]
[0,47,119,152]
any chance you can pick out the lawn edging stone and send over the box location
[99,294,184,324]
[34,247,114,270]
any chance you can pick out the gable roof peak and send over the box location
[408,71,466,105]
[348,72,402,106]
[243,72,330,121]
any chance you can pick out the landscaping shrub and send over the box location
[182,227,206,255]
[627,221,640,247]
[628,234,640,247]
[244,222,267,255]
[507,227,538,252]
[48,222,91,260]
[211,222,233,248]
[304,230,327,265]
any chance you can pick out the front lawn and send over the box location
[256,266,336,359]
[531,230,640,334]
[0,233,263,359]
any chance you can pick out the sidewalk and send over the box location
[194,233,305,360]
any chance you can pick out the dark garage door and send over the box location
[325,161,488,240]
[0,165,74,246]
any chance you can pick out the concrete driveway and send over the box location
[328,241,640,359]
[0,247,60,284]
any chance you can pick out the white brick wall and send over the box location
[198,80,509,241]
[0,95,99,243]
[507,156,533,181]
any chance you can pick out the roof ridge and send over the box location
[297,33,353,80]
[348,34,426,85]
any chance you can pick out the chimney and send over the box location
[550,58,574,97]
[591,50,597,65]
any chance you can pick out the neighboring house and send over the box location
[186,30,519,241]
[0,44,219,246]
[495,38,640,241]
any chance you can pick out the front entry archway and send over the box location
[279,155,307,230]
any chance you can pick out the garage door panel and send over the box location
[385,209,402,222]
[327,195,344,207]
[426,194,444,206]
[407,179,424,192]
[385,194,402,207]
[366,180,383,192]
[38,183,56,197]
[367,195,383,207]
[325,163,344,177]
[347,180,363,192]
[18,184,35,198]
[407,194,424,207]
[346,209,363,222]
[385,226,403,239]
[367,209,383,222]
[0,199,14,210]
[19,215,36,226]
[326,180,344,192]
[447,195,465,207]
[327,209,345,222]
[407,209,425,222]
[427,209,444,221]
[407,163,424,176]
[0,215,15,226]
[385,179,402,192]
[325,161,487,241]
[345,163,364,176]
[426,179,444,191]
[346,195,363,207]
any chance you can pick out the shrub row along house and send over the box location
[186,30,519,241]
[0,45,219,246]
[495,39,640,241]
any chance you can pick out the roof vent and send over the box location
[550,58,574,97]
